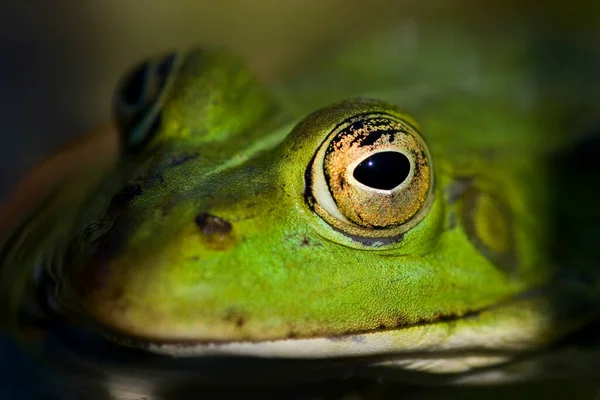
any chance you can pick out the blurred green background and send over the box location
[1,0,599,200]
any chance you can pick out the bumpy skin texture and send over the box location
[61,54,541,342]
[1,25,598,375]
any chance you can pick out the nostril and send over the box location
[195,213,232,235]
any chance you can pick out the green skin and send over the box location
[1,25,599,382]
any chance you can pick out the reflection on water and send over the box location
[4,325,600,399]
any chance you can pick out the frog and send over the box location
[1,22,600,399]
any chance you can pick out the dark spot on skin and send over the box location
[194,213,237,251]
[395,315,410,327]
[168,151,200,167]
[195,213,232,235]
[224,310,246,328]
[298,236,321,247]
[431,312,461,322]
[111,184,142,206]
[143,172,166,189]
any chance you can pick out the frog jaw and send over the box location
[147,296,549,359]
[147,280,592,377]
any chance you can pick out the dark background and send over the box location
[1,1,599,201]
[1,1,600,399]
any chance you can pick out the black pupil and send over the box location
[353,151,411,190]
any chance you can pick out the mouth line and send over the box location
[47,269,592,361]
[56,286,544,360]
[144,305,504,358]
[27,320,542,388]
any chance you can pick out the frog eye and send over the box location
[114,53,180,152]
[307,110,433,242]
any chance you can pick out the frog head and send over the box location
[46,49,583,368]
